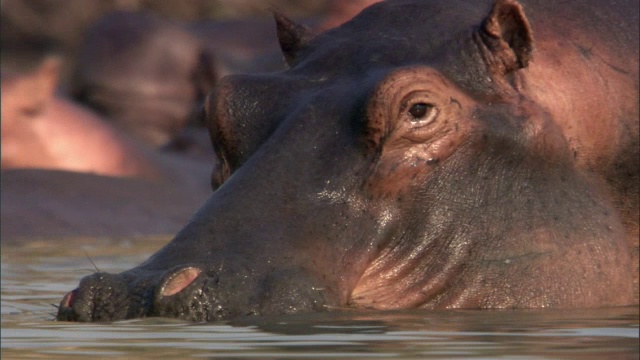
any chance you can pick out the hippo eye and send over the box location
[408,102,435,121]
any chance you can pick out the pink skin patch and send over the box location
[61,289,77,308]
[161,267,202,296]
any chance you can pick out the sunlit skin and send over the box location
[1,58,161,179]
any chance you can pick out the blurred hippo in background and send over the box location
[1,166,212,244]
[58,0,638,323]
[69,1,381,148]
[1,57,215,243]
[189,0,383,75]
[316,0,381,30]
[0,0,332,88]
[70,11,219,148]
[1,0,379,244]
[1,57,160,179]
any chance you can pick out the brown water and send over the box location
[2,237,638,359]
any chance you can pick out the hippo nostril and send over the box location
[60,289,78,309]
[160,267,202,296]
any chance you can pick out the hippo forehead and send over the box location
[216,0,500,144]
[209,0,506,176]
[290,0,495,79]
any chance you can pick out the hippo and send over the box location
[316,0,382,31]
[1,57,216,242]
[57,0,638,322]
[71,11,219,148]
[0,0,334,91]
[1,166,212,243]
[1,57,160,179]
[68,4,379,150]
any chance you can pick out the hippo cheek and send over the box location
[256,269,331,315]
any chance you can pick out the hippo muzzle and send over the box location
[58,272,150,322]
[58,260,333,322]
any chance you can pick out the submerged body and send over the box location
[58,0,638,322]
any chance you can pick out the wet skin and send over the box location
[58,0,638,322]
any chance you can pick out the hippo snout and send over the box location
[56,267,215,322]
[57,263,333,322]
[57,272,140,322]
[56,268,201,322]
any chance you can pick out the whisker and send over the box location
[323,304,358,310]
[50,303,60,309]
[84,250,101,272]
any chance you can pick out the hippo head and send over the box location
[71,11,218,147]
[58,0,636,322]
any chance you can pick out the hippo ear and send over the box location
[193,48,219,102]
[274,12,312,66]
[480,0,533,74]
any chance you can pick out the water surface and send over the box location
[2,237,638,359]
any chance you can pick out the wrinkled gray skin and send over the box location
[58,0,638,322]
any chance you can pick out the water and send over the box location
[2,237,638,359]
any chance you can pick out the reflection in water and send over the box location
[2,238,638,359]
